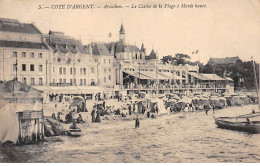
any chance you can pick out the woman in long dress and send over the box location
[95,109,101,123]
[91,108,96,123]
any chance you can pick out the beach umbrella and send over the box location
[178,97,192,104]
[193,92,201,96]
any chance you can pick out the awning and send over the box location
[188,72,210,80]
[159,72,184,80]
[138,71,169,80]
[33,86,103,94]
[124,71,152,80]
[201,74,227,81]
[224,77,233,81]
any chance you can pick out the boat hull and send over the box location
[68,129,81,137]
[215,118,260,134]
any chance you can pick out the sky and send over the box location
[0,0,260,64]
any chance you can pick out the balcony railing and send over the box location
[120,83,230,90]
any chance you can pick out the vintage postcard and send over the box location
[0,0,260,163]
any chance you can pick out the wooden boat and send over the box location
[68,125,82,137]
[214,116,260,134]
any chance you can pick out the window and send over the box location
[59,67,62,74]
[13,64,16,71]
[53,66,55,72]
[74,68,76,74]
[104,59,106,63]
[70,68,73,75]
[39,65,43,72]
[109,69,111,72]
[104,69,106,73]
[109,75,111,80]
[22,64,26,71]
[95,59,98,62]
[30,64,34,71]
[70,79,73,85]
[108,59,111,64]
[83,68,86,75]
[38,53,42,58]
[104,77,106,83]
[59,79,62,83]
[13,51,17,57]
[30,52,35,58]
[91,67,94,73]
[22,52,26,58]
[53,79,55,83]
[80,68,83,75]
[22,78,26,84]
[74,79,76,85]
[30,78,35,85]
[63,79,66,83]
[39,78,43,85]
[63,67,66,75]
[80,79,83,85]
[84,79,86,86]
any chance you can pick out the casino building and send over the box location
[0,18,234,96]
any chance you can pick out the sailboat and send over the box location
[214,57,260,134]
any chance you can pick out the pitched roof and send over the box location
[201,74,227,81]
[119,24,125,33]
[129,45,140,52]
[47,32,88,54]
[0,18,41,34]
[114,41,129,53]
[0,40,49,50]
[92,43,111,56]
[148,49,157,59]
[208,56,240,65]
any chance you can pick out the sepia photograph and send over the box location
[0,0,260,163]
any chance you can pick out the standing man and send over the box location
[128,104,132,115]
[135,115,140,128]
[91,106,96,123]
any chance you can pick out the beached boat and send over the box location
[68,126,82,137]
[214,116,260,134]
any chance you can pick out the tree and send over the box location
[161,53,191,65]
[161,55,176,65]
[175,53,191,65]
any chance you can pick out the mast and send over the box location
[156,62,159,97]
[252,57,260,110]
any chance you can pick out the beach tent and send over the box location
[150,98,167,115]
[0,80,43,110]
[210,97,225,109]
[218,97,227,107]
[136,99,148,113]
[224,96,232,106]
[230,96,242,106]
[0,96,19,144]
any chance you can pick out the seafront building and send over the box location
[0,18,234,97]
[0,18,51,86]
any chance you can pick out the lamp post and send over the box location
[138,63,141,94]
[211,61,216,92]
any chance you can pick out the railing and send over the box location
[121,83,230,90]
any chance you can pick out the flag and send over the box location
[108,33,112,38]
[192,50,199,54]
